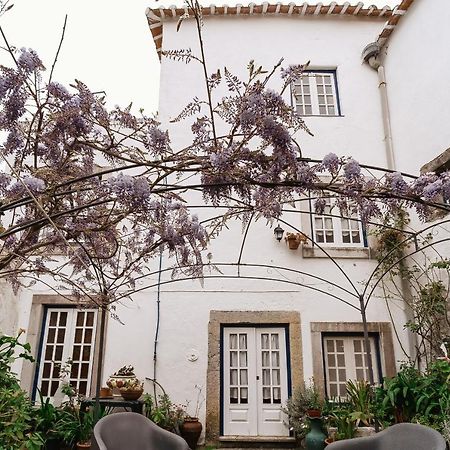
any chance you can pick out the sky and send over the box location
[0,0,399,115]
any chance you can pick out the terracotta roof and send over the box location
[377,0,414,47]
[146,2,396,59]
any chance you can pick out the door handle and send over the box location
[256,375,260,380]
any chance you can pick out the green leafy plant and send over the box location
[143,393,186,434]
[32,391,62,446]
[0,332,44,449]
[56,406,107,446]
[330,409,357,441]
[282,380,324,441]
[346,380,374,426]
[381,363,421,423]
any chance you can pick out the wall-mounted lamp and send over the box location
[273,225,285,242]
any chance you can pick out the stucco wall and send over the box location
[385,0,450,174]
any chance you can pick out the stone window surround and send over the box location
[296,187,373,260]
[310,322,396,397]
[21,294,106,399]
[205,310,303,443]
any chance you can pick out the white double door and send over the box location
[223,327,289,436]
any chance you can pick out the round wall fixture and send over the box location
[187,349,199,362]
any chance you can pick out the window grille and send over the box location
[292,70,340,116]
[36,308,97,399]
[323,335,380,398]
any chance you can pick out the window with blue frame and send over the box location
[292,70,341,116]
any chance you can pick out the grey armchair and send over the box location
[94,412,191,450]
[326,423,446,450]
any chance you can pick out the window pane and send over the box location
[240,388,248,403]
[272,369,280,385]
[271,351,280,366]
[230,369,238,385]
[239,351,247,367]
[271,334,279,349]
[230,387,238,403]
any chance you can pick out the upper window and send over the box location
[313,198,364,247]
[323,334,381,398]
[292,70,340,116]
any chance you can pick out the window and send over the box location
[292,70,340,116]
[36,308,97,399]
[313,198,364,246]
[323,335,381,398]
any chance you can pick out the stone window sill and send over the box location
[302,245,371,259]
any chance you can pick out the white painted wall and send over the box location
[385,0,450,174]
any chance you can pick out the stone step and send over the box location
[216,436,298,449]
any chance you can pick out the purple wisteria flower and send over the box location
[423,180,442,201]
[17,48,43,73]
[260,116,291,148]
[0,173,11,194]
[343,158,361,179]
[9,176,46,197]
[322,152,339,173]
[385,172,409,196]
[47,82,70,101]
[412,172,438,196]
[147,126,170,154]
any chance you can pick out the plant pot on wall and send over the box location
[285,232,307,250]
[180,417,202,450]
[286,233,300,250]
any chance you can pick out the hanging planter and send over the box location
[285,232,307,250]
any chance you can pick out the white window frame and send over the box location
[323,334,381,399]
[312,197,365,247]
[292,70,341,117]
[36,307,98,400]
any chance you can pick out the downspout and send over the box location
[362,42,396,170]
[362,42,418,366]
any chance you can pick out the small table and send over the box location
[80,397,144,415]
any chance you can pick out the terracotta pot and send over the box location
[180,417,202,450]
[76,442,91,450]
[119,387,144,401]
[306,408,321,418]
[99,387,113,398]
[286,236,300,250]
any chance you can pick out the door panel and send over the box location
[256,328,289,436]
[223,328,258,435]
[223,327,289,436]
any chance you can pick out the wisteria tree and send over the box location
[2,0,450,394]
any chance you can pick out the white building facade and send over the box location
[7,0,450,446]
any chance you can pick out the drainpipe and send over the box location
[362,42,418,366]
[362,42,396,170]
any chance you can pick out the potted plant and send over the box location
[143,392,186,434]
[282,380,324,445]
[107,365,143,400]
[180,385,204,449]
[285,232,308,250]
[57,407,106,450]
